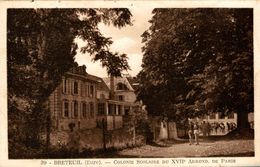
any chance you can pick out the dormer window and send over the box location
[116,82,128,90]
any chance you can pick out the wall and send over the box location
[97,90,109,99]
[49,127,146,150]
[96,115,123,131]
[57,118,97,131]
[168,122,178,139]
[148,117,188,139]
[115,91,136,103]
[148,116,161,141]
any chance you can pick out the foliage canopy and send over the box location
[138,8,253,130]
[8,8,132,149]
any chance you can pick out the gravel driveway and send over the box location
[117,139,254,157]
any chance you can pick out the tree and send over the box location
[8,8,132,151]
[186,9,253,133]
[138,8,253,133]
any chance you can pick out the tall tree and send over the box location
[8,8,132,149]
[138,8,253,133]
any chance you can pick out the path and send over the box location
[117,139,254,157]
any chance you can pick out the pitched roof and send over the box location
[102,77,111,90]
[102,76,140,91]
[87,74,110,91]
[126,77,139,91]
[98,79,110,91]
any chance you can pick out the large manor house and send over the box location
[47,65,251,140]
[48,65,142,131]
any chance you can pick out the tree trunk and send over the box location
[46,108,51,152]
[133,125,136,145]
[226,109,253,139]
[110,76,115,100]
[102,118,107,150]
[27,108,41,148]
[236,109,251,132]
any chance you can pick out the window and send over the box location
[118,105,122,115]
[118,95,124,101]
[98,103,105,115]
[124,106,130,116]
[64,101,69,117]
[63,79,68,93]
[117,83,128,90]
[74,101,78,118]
[74,81,78,94]
[90,102,94,117]
[81,82,84,96]
[90,85,94,97]
[82,103,87,118]
[108,104,115,115]
[108,104,112,115]
[85,84,89,97]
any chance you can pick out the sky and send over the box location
[75,8,153,77]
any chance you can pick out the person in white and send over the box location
[159,120,168,141]
[193,122,199,145]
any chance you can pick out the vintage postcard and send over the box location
[0,0,259,166]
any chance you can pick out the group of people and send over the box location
[200,121,211,137]
[200,121,237,136]
[210,122,237,134]
[187,120,238,145]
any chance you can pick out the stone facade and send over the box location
[48,68,146,149]
[49,65,99,131]
[49,66,144,132]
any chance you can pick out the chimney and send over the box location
[110,75,115,100]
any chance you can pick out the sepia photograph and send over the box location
[6,7,254,159]
[1,1,258,166]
